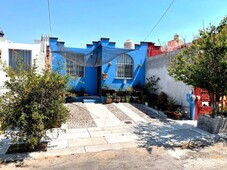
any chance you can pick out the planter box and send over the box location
[197,114,227,134]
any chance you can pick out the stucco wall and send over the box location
[146,50,192,108]
[0,37,45,94]
[50,37,147,95]
[50,38,98,95]
[102,42,147,91]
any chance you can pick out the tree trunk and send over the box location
[209,92,219,116]
[220,94,224,113]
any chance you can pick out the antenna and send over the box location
[202,19,205,30]
[48,0,52,36]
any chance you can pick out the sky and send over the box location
[0,0,226,48]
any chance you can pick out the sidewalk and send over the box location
[0,103,224,161]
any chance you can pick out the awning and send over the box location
[52,44,133,67]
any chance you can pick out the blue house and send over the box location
[49,37,148,96]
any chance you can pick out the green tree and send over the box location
[168,17,227,115]
[0,60,69,151]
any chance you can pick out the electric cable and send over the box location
[144,0,176,41]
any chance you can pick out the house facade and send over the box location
[0,33,47,94]
[49,37,149,96]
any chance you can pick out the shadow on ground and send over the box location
[129,103,168,121]
[133,120,227,152]
[0,138,30,166]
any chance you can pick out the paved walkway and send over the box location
[85,103,123,127]
[0,103,224,160]
[113,103,148,123]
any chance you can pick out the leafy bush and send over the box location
[0,61,69,151]
[167,96,177,111]
[156,92,168,111]
[145,75,160,94]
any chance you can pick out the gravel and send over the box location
[65,102,165,129]
[105,103,134,123]
[66,103,97,129]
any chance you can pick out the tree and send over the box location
[168,17,227,115]
[0,60,69,151]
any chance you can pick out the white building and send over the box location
[0,31,49,94]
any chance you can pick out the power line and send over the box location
[144,0,176,41]
[48,0,52,36]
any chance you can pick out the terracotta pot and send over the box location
[105,97,112,104]
[174,113,182,120]
[103,73,108,80]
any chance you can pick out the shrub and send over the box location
[0,61,69,151]
[145,75,160,94]
[156,92,168,111]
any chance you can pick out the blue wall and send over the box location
[50,37,148,95]
[101,42,147,91]
[50,37,98,95]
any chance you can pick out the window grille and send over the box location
[66,58,85,77]
[8,49,32,70]
[116,54,133,78]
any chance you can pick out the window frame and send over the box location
[66,59,85,77]
[8,49,32,71]
[116,54,134,79]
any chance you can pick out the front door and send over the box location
[97,66,102,96]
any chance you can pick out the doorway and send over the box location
[97,66,102,96]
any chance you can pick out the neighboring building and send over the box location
[147,42,162,57]
[49,37,150,95]
[161,34,185,52]
[0,33,47,94]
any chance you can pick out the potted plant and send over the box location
[116,96,121,103]
[142,95,149,106]
[174,107,183,120]
[112,93,117,103]
[105,93,112,104]
[103,73,108,80]
[126,86,133,96]
[121,96,126,102]
[125,95,131,103]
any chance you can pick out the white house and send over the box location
[0,31,48,94]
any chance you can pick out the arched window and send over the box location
[116,54,134,78]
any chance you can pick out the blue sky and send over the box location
[0,0,226,48]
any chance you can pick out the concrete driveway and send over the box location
[0,102,225,160]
